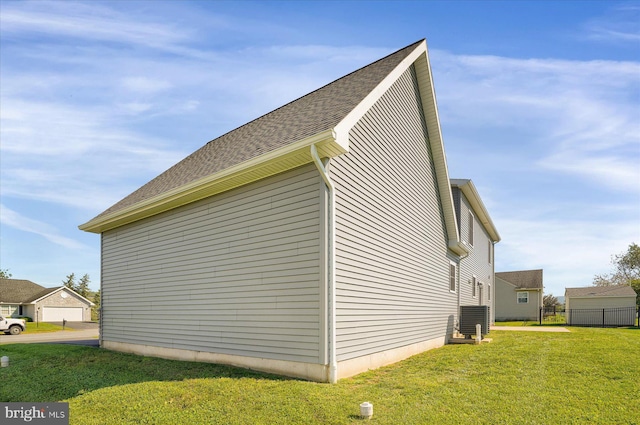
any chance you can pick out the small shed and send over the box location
[565,285,637,327]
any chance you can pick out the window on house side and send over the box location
[488,240,492,264]
[517,292,529,304]
[468,211,474,246]
[449,263,456,292]
[488,284,491,301]
[472,276,477,297]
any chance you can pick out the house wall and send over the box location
[33,289,93,322]
[330,64,457,374]
[101,164,326,379]
[494,277,540,321]
[454,190,494,321]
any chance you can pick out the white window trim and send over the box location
[517,291,529,304]
[449,262,457,293]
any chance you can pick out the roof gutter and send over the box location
[310,143,338,384]
[79,129,339,234]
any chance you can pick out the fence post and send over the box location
[602,308,605,328]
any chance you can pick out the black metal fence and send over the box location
[565,306,638,328]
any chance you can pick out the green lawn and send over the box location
[24,322,66,333]
[1,327,638,424]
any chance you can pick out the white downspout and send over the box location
[310,144,337,384]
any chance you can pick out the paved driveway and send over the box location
[0,323,99,346]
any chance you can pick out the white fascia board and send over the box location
[333,40,465,256]
[413,43,462,253]
[333,40,428,151]
[453,180,501,242]
[79,129,339,233]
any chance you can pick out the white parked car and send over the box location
[0,316,26,335]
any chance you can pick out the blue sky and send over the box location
[1,1,638,296]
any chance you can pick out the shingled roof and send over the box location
[81,40,424,231]
[496,270,543,290]
[78,39,469,256]
[565,285,637,298]
[0,278,46,303]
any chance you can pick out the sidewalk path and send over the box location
[0,328,99,346]
[491,326,570,332]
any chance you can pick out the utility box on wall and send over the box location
[460,305,490,338]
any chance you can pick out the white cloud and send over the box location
[583,3,640,43]
[431,50,640,194]
[121,77,172,94]
[0,1,190,49]
[0,204,86,250]
[495,215,638,295]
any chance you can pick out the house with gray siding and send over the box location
[494,270,543,321]
[451,180,501,325]
[80,40,499,382]
[0,278,94,322]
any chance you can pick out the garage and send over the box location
[42,307,84,322]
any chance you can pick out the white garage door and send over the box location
[42,307,83,322]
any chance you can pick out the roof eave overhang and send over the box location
[79,130,342,233]
[452,180,501,243]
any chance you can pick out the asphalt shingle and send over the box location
[496,269,543,290]
[0,278,47,304]
[565,285,637,297]
[91,40,424,221]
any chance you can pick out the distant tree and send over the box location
[543,294,559,308]
[0,269,12,279]
[62,273,77,292]
[77,274,91,298]
[91,290,101,322]
[593,243,640,305]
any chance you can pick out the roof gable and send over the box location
[0,278,46,304]
[80,41,423,233]
[0,279,95,306]
[29,286,95,306]
[450,179,500,242]
[565,285,637,298]
[495,270,543,290]
[79,39,465,254]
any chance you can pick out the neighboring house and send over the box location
[79,40,499,383]
[494,270,543,321]
[451,179,501,324]
[0,278,94,322]
[565,285,637,327]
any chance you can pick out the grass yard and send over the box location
[23,322,66,333]
[1,327,638,424]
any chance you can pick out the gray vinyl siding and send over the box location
[330,65,456,362]
[456,190,494,312]
[101,164,323,363]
